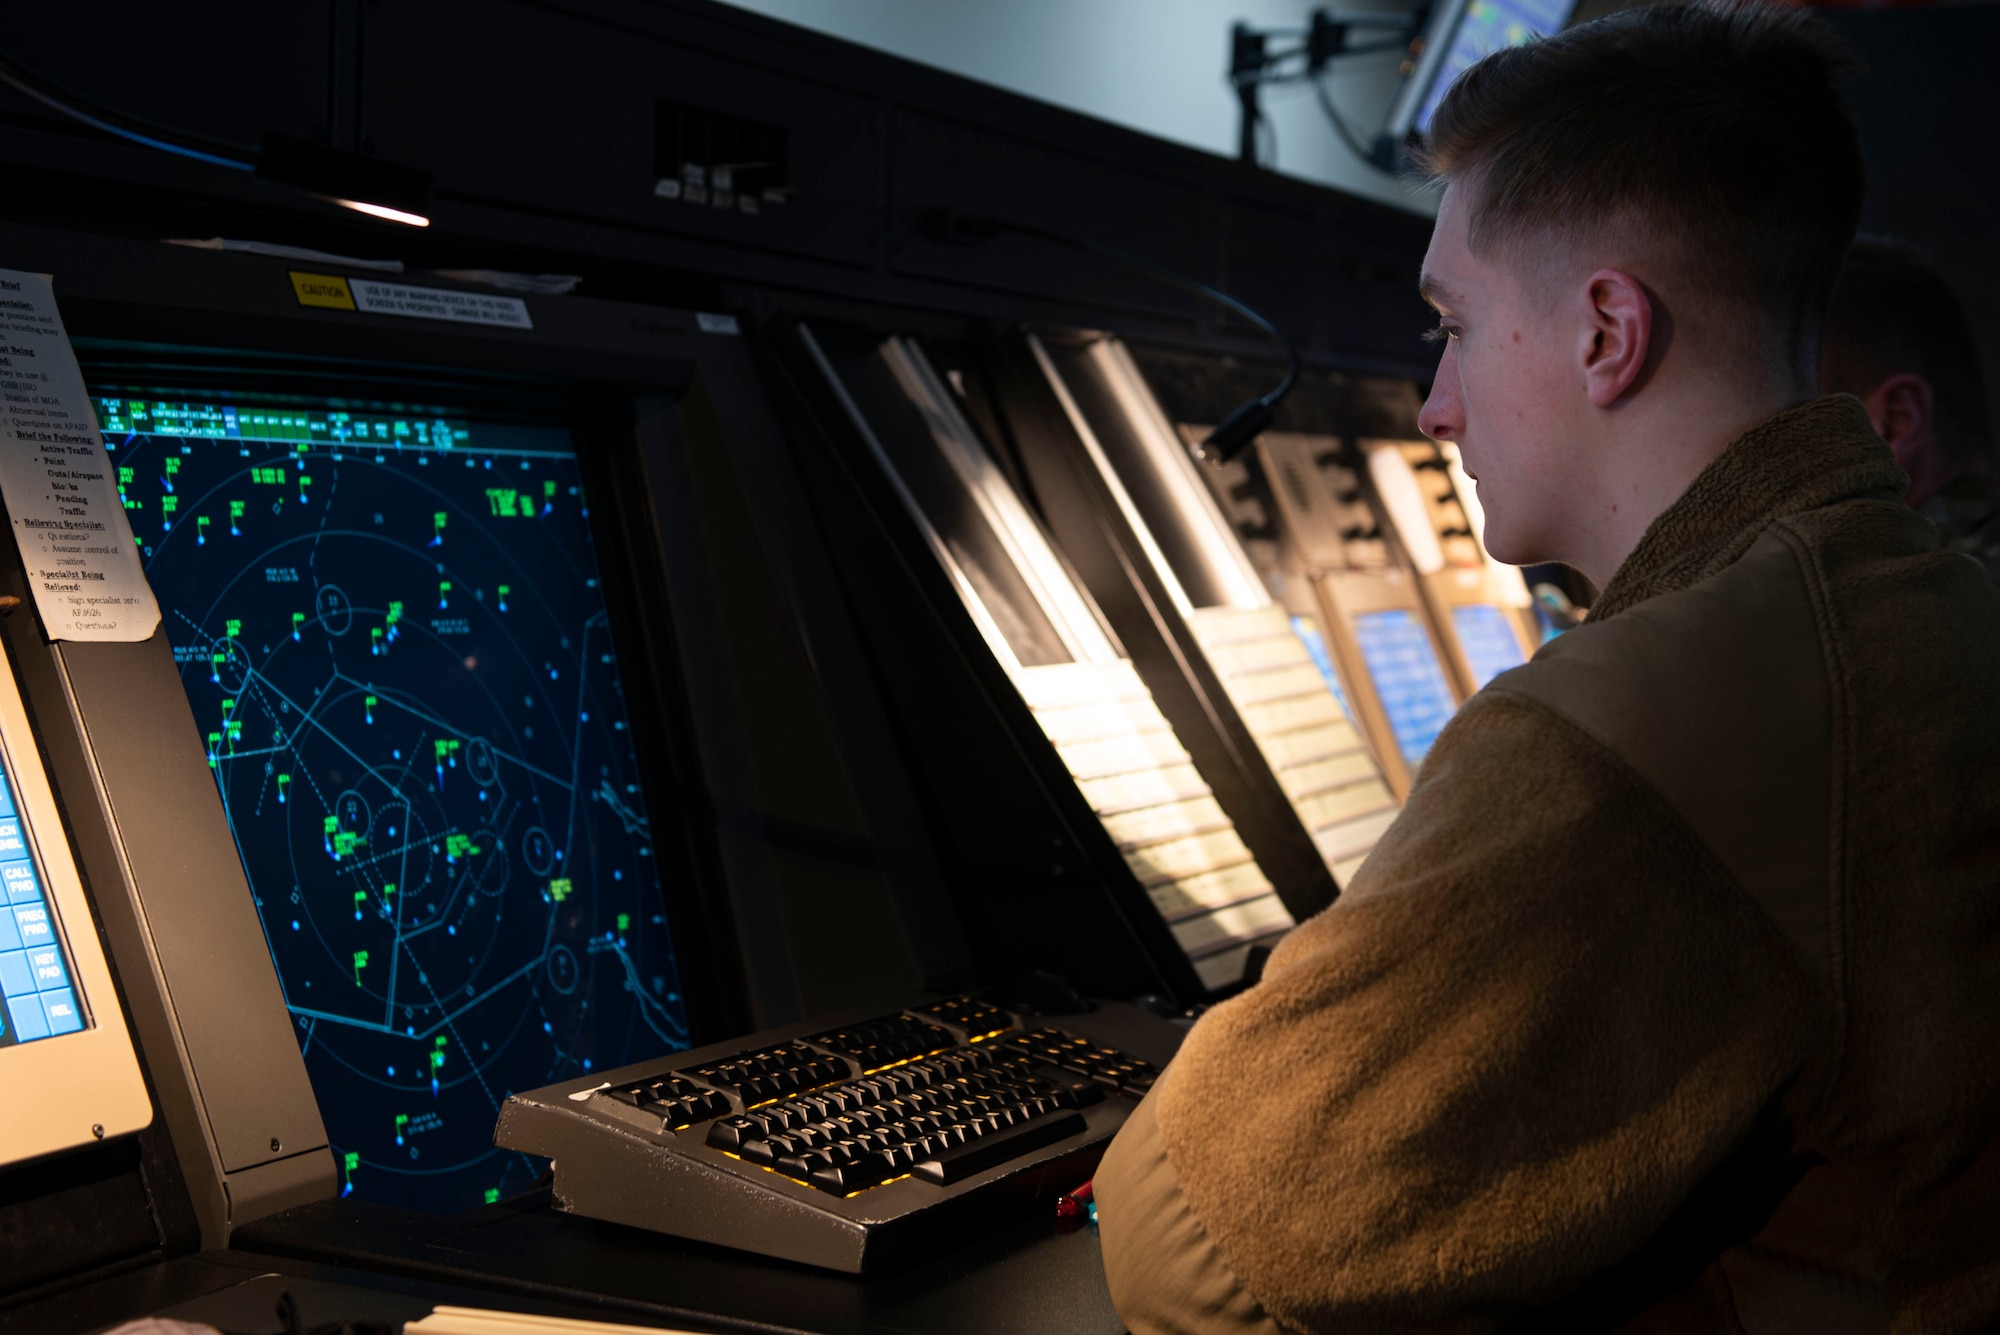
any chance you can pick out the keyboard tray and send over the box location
[494,996,1176,1273]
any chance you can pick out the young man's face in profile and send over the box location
[1418,183,1583,567]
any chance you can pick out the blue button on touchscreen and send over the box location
[0,763,85,1048]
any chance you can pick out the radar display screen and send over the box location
[95,396,689,1211]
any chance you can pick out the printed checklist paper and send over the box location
[0,269,159,641]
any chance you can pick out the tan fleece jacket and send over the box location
[1097,396,2000,1334]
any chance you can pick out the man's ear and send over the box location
[1579,268,1653,408]
[1864,372,1935,460]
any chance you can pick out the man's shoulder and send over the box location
[1492,527,1825,747]
[1485,529,1834,969]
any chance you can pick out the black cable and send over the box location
[0,54,255,171]
[1320,37,1412,59]
[935,213,1300,462]
[1251,37,1414,84]
[1310,71,1384,169]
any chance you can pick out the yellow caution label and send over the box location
[289,271,356,311]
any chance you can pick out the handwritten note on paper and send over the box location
[0,269,159,641]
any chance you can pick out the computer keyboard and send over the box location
[494,995,1176,1272]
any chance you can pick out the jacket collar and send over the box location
[1589,395,1906,622]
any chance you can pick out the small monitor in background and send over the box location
[1381,0,1579,160]
[96,395,689,1212]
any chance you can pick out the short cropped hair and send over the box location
[1825,238,1993,471]
[1423,2,1866,357]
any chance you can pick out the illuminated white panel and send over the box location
[1365,443,1447,575]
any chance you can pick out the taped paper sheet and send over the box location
[0,269,160,641]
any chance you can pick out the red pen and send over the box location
[1054,1178,1094,1219]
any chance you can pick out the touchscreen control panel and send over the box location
[0,757,86,1047]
